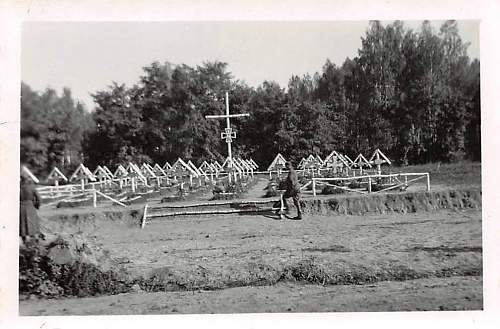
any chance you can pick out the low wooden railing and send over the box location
[310,172,430,197]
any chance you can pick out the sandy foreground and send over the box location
[21,277,481,315]
[20,205,482,315]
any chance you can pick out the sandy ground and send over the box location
[76,209,482,279]
[20,276,482,315]
[21,207,482,315]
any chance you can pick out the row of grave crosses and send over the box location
[24,157,259,191]
[266,149,391,177]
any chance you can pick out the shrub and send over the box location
[19,239,133,299]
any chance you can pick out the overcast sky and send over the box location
[22,21,479,111]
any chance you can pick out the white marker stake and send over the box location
[141,204,148,229]
[279,193,284,220]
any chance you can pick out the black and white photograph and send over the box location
[16,19,483,315]
[1,0,499,328]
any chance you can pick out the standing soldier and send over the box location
[19,175,43,244]
[282,161,302,220]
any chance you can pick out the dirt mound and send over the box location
[134,256,482,293]
[303,188,481,216]
[41,209,141,236]
[20,239,483,299]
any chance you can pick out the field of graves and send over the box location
[19,151,482,314]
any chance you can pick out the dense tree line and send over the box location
[20,83,94,176]
[21,20,480,175]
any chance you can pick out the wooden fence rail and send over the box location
[311,172,430,197]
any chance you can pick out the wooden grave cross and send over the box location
[47,167,68,186]
[353,154,372,175]
[22,165,40,184]
[330,156,344,174]
[93,165,112,189]
[370,149,392,175]
[114,165,129,189]
[205,92,249,168]
[69,163,96,190]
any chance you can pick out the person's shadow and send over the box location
[230,201,284,220]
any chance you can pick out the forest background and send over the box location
[20,21,480,176]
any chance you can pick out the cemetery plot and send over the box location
[20,159,480,314]
[33,155,261,210]
[264,149,430,197]
[30,147,429,212]
[310,172,430,196]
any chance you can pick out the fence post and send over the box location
[92,190,97,208]
[141,204,148,229]
[279,193,284,220]
[312,178,317,197]
[368,177,372,193]
[426,173,431,191]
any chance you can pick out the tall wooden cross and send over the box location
[205,92,249,164]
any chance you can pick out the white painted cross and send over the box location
[205,92,249,163]
[369,149,391,175]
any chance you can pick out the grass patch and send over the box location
[279,258,425,285]
[391,161,481,187]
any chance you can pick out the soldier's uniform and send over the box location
[19,176,42,242]
[283,162,302,219]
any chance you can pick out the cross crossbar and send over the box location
[206,113,250,119]
[205,92,249,162]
